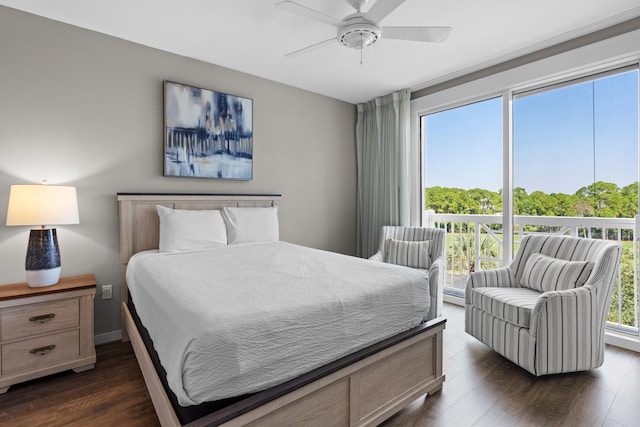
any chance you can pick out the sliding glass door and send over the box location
[422,97,502,297]
[420,65,639,332]
[513,67,639,331]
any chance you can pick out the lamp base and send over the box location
[25,228,62,288]
[26,267,62,287]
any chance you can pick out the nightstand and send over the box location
[0,274,96,393]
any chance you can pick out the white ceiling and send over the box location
[2,0,640,104]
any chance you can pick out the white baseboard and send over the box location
[444,293,464,306]
[605,330,640,353]
[94,330,122,345]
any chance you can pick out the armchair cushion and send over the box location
[384,239,430,269]
[470,287,541,328]
[520,253,593,292]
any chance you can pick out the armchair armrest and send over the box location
[369,251,384,262]
[429,256,444,284]
[465,266,517,304]
[426,256,445,319]
[528,285,606,373]
[529,285,597,338]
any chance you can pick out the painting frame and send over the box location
[163,80,253,180]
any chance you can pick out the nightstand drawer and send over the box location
[1,298,80,341]
[2,330,80,375]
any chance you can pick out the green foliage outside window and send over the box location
[426,181,638,218]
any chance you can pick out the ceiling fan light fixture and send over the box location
[338,22,380,49]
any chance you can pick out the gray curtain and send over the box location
[356,89,411,258]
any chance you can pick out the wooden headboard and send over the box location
[117,193,281,336]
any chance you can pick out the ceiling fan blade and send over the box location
[364,0,407,23]
[285,38,336,57]
[276,1,342,27]
[382,26,452,43]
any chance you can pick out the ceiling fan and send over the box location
[276,0,451,57]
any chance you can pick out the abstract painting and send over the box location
[164,81,253,180]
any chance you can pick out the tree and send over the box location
[426,187,502,214]
[513,187,530,215]
[426,181,637,219]
[574,199,594,217]
[574,181,626,218]
[621,182,639,218]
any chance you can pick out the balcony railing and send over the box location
[424,211,639,335]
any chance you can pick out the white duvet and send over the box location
[126,241,429,406]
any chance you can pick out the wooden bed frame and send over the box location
[118,193,446,427]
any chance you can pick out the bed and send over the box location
[118,193,445,427]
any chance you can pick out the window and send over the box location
[419,65,639,332]
[513,67,639,329]
[422,97,502,296]
[514,68,638,220]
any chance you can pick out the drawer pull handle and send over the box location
[29,345,56,356]
[29,313,56,323]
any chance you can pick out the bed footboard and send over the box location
[124,302,445,427]
[226,322,445,427]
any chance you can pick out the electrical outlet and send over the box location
[102,285,112,300]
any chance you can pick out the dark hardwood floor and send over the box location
[1,303,639,426]
[383,303,640,427]
[0,339,159,426]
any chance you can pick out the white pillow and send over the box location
[157,205,227,252]
[222,206,279,244]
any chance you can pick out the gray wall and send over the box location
[0,7,357,341]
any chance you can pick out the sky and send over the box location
[423,69,638,195]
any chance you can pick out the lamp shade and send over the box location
[6,185,79,226]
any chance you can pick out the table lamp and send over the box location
[6,182,79,287]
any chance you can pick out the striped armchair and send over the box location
[369,226,446,320]
[465,234,622,376]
